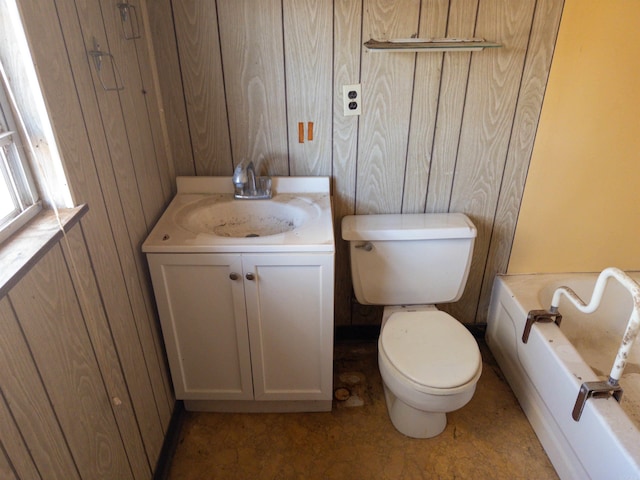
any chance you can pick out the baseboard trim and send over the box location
[153,400,185,480]
[335,323,487,342]
[334,324,381,342]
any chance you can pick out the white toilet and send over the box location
[342,213,482,438]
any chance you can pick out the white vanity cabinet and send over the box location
[146,251,334,412]
[142,176,335,412]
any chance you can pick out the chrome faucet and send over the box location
[232,160,272,199]
[232,160,255,192]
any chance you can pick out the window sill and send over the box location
[0,204,88,298]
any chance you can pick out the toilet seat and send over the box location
[380,310,481,390]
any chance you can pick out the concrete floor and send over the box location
[165,339,558,479]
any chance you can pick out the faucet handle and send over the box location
[233,160,249,185]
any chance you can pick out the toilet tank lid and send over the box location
[341,213,476,241]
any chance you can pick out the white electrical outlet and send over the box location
[343,84,362,116]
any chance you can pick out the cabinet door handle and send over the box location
[229,272,240,280]
[245,273,255,281]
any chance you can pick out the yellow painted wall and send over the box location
[508,0,640,273]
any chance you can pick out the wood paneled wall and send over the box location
[2,225,142,478]
[1,0,177,477]
[149,0,564,325]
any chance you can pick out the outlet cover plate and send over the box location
[343,84,362,116]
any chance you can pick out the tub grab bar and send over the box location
[548,267,640,421]
[572,381,623,421]
[522,310,562,343]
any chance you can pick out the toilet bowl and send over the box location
[341,212,481,438]
[377,306,482,438]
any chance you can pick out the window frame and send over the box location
[0,60,41,243]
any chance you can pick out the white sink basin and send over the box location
[142,176,334,253]
[175,194,321,238]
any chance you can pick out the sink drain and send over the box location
[245,233,260,238]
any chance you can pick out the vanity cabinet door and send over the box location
[242,253,334,401]
[147,253,253,400]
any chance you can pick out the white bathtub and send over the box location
[486,272,640,480]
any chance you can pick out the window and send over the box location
[0,0,73,245]
[0,62,40,243]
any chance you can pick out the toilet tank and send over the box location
[342,213,476,305]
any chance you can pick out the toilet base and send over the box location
[383,383,447,439]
